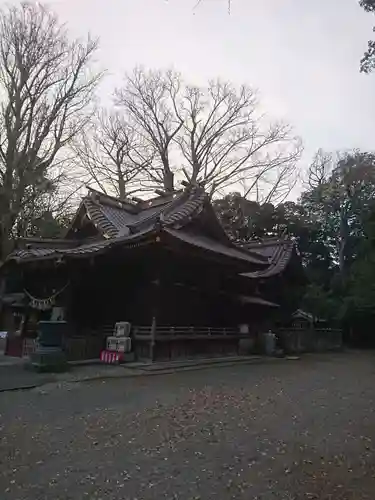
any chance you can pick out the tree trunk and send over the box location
[118,172,126,199]
[163,170,174,192]
[0,274,6,328]
[149,315,157,362]
[339,205,349,280]
[0,229,15,322]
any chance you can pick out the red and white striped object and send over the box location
[100,350,124,364]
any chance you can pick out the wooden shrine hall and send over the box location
[1,184,304,361]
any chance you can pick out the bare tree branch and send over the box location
[115,68,302,201]
[194,0,232,14]
[0,2,102,260]
[306,149,333,191]
[177,80,303,200]
[74,109,153,199]
[115,67,183,192]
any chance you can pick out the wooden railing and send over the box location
[11,324,344,362]
[64,336,105,361]
[132,325,244,361]
[133,326,244,340]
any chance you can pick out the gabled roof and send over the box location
[68,185,208,239]
[163,228,267,265]
[237,295,280,308]
[9,227,267,266]
[239,238,296,278]
[8,230,154,263]
[292,309,326,323]
[4,185,299,279]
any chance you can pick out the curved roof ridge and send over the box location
[87,187,140,211]
[207,200,233,244]
[242,236,291,248]
[240,239,296,278]
[84,197,118,238]
[161,185,207,226]
[127,185,207,233]
[88,186,185,209]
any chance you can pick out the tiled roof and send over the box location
[292,309,325,323]
[240,238,296,278]
[8,231,155,263]
[293,309,314,321]
[164,229,267,265]
[237,295,280,307]
[4,186,212,265]
[82,186,205,238]
[5,186,297,280]
[84,198,119,238]
[8,227,269,268]
[17,238,80,249]
[12,247,59,261]
[160,188,206,226]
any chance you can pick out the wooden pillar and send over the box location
[149,234,163,362]
[149,314,157,362]
[0,274,6,325]
[149,275,161,362]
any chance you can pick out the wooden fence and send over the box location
[133,325,242,339]
[16,329,109,362]
[277,327,343,354]
[12,325,343,362]
[62,325,112,361]
[132,325,247,361]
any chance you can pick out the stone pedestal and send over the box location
[30,346,68,372]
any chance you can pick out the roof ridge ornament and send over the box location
[87,186,139,209]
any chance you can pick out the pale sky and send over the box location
[47,0,375,176]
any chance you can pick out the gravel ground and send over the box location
[1,352,375,500]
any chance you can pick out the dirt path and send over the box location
[1,352,375,499]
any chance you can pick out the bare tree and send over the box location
[115,68,183,193]
[0,2,101,262]
[240,154,301,205]
[74,110,153,199]
[116,68,302,200]
[306,149,333,191]
[195,0,232,14]
[177,81,302,199]
[12,170,76,239]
